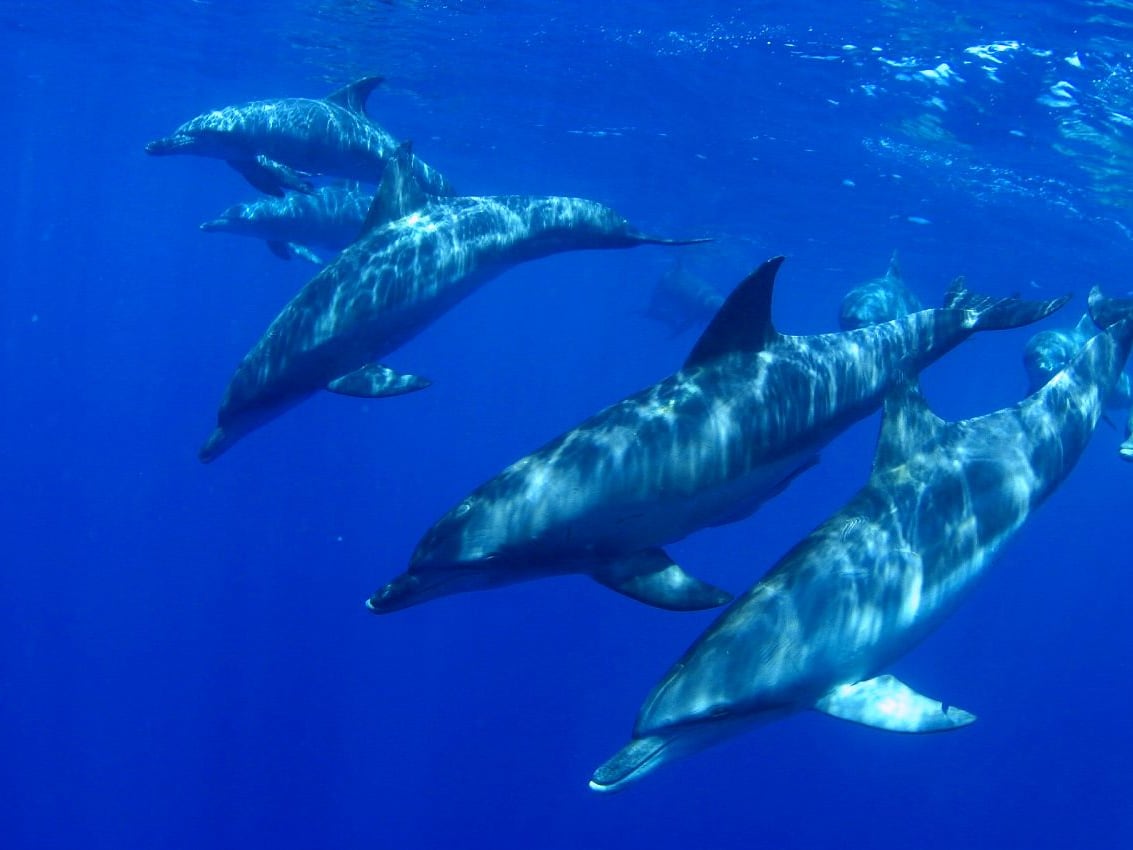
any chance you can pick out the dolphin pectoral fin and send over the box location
[227,156,313,197]
[815,674,976,733]
[286,243,323,264]
[325,363,431,398]
[266,240,294,260]
[591,548,732,611]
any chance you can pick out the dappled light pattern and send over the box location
[839,250,922,331]
[1024,313,1133,459]
[145,77,451,195]
[370,259,1067,614]
[590,317,1133,792]
[200,182,370,260]
[200,161,696,461]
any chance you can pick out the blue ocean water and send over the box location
[3,1,1132,847]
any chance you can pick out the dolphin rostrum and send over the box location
[200,183,370,263]
[368,256,1067,614]
[589,290,1131,793]
[199,144,708,462]
[146,76,451,197]
[838,250,922,330]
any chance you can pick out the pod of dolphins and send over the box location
[150,76,1133,792]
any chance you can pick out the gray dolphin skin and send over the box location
[200,183,370,263]
[590,293,1133,793]
[642,259,725,335]
[839,250,922,330]
[1024,313,1133,460]
[199,145,708,462]
[145,76,451,197]
[367,256,1067,614]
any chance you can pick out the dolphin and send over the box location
[367,256,1067,614]
[200,183,370,263]
[838,250,922,330]
[1024,313,1133,460]
[590,290,1133,793]
[199,144,708,462]
[145,76,451,197]
[641,259,725,335]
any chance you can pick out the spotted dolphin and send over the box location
[367,257,1067,614]
[642,259,724,335]
[839,250,922,330]
[1024,313,1133,460]
[590,291,1131,793]
[145,77,451,197]
[200,183,370,263]
[199,145,708,462]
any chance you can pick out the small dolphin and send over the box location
[200,183,370,263]
[367,257,1067,615]
[1024,312,1133,460]
[590,291,1132,792]
[642,259,725,335]
[199,144,708,462]
[146,76,451,196]
[838,250,922,330]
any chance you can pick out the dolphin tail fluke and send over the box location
[814,674,976,732]
[1087,286,1133,329]
[591,548,732,610]
[944,276,1070,331]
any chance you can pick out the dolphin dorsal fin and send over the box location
[872,376,947,473]
[325,76,384,114]
[885,249,901,283]
[1073,312,1095,336]
[360,141,430,234]
[683,256,784,369]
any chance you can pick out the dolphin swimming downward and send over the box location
[199,144,708,462]
[1024,312,1133,460]
[589,289,1132,792]
[641,258,725,335]
[838,250,922,330]
[146,76,451,197]
[367,256,1067,614]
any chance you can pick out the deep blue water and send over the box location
[4,1,1133,847]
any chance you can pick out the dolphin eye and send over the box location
[454,499,473,517]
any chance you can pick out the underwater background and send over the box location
[4,1,1132,847]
